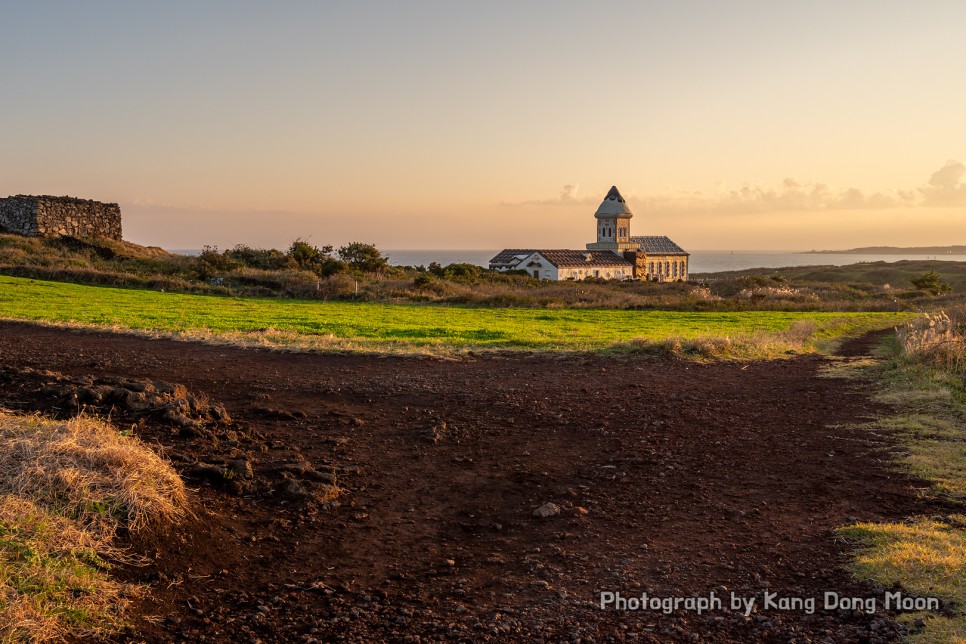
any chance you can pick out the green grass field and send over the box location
[0,276,911,354]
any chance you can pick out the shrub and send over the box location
[198,245,238,277]
[911,271,953,296]
[225,244,294,271]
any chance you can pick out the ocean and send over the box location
[383,250,966,274]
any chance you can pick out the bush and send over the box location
[338,242,388,273]
[225,244,294,271]
[288,239,345,277]
[911,271,952,296]
[198,245,238,277]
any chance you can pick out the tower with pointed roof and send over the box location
[585,186,641,253]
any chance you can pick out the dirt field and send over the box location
[0,322,943,642]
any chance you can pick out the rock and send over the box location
[206,404,231,423]
[154,381,189,399]
[227,480,252,496]
[280,462,313,476]
[533,502,561,518]
[305,469,337,484]
[281,480,311,500]
[74,386,103,405]
[186,464,225,482]
[122,390,152,411]
[163,408,200,428]
[228,459,254,479]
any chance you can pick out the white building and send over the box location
[490,249,634,281]
[490,186,689,281]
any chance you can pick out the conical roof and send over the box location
[594,186,633,218]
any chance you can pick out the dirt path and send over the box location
[0,321,936,642]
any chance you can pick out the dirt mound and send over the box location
[0,321,941,642]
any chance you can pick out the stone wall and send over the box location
[0,195,122,240]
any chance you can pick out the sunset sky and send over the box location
[2,1,965,251]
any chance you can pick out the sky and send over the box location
[2,1,965,251]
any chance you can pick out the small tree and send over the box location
[338,242,388,273]
[287,239,345,277]
[911,271,952,296]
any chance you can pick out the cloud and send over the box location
[503,161,966,215]
[559,184,580,202]
[920,159,966,207]
[500,183,597,207]
[637,180,916,215]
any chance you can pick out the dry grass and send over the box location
[0,412,188,534]
[897,309,966,376]
[0,410,188,641]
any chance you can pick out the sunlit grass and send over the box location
[839,518,966,643]
[839,517,966,603]
[0,275,909,356]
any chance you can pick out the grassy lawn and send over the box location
[0,276,910,354]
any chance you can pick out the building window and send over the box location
[649,262,654,273]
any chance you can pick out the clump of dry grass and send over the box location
[0,412,188,534]
[0,495,133,642]
[0,410,189,641]
[897,309,966,375]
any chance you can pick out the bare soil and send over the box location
[0,322,943,642]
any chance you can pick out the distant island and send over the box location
[803,245,966,255]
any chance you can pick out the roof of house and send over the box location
[490,249,633,269]
[489,249,537,265]
[595,185,633,219]
[631,236,689,255]
[524,250,633,268]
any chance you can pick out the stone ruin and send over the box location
[0,195,122,240]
